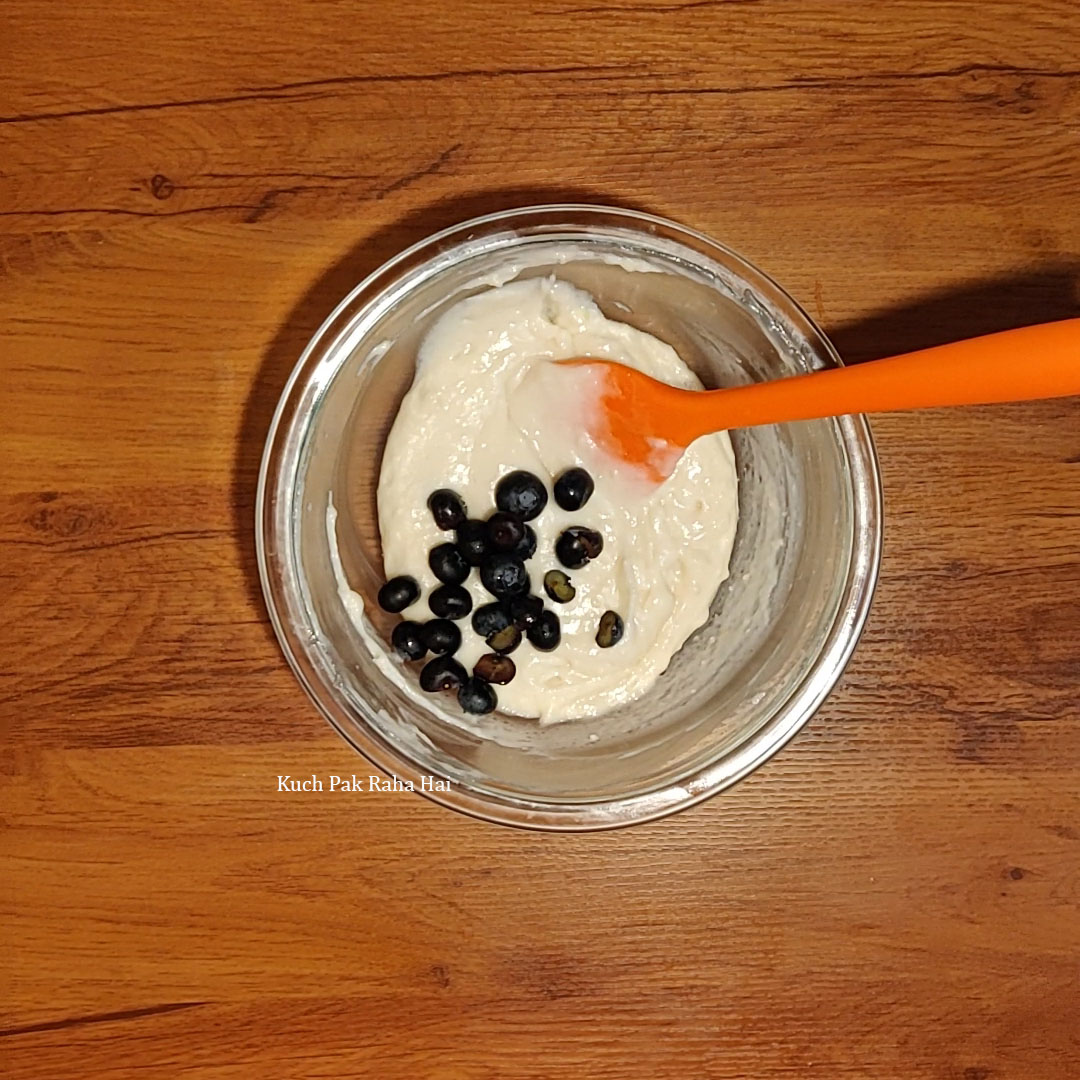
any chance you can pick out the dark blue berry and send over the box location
[428,542,470,585]
[544,569,575,603]
[555,527,603,570]
[378,575,419,613]
[458,676,497,714]
[596,610,624,648]
[427,489,467,531]
[472,601,513,638]
[479,554,529,599]
[487,623,522,655]
[486,511,525,552]
[391,620,426,661]
[494,470,548,522]
[527,609,561,651]
[420,618,461,656]
[455,519,490,566]
[554,467,594,511]
[512,524,537,560]
[419,655,467,692]
[509,593,543,629]
[429,583,472,620]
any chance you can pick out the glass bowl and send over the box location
[257,205,882,830]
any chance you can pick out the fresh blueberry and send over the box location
[428,583,472,620]
[428,542,470,585]
[390,620,427,661]
[419,655,467,692]
[455,519,490,566]
[494,470,548,521]
[543,569,575,603]
[509,593,544,629]
[553,467,594,511]
[486,623,522,655]
[420,618,461,656]
[474,653,516,685]
[458,676,497,715]
[512,524,537,560]
[479,554,529,599]
[527,609,561,652]
[427,489,467,531]
[486,511,526,552]
[596,610,625,648]
[555,527,604,570]
[378,575,420,613]
[472,601,513,638]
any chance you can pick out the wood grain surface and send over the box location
[2,1,1079,1076]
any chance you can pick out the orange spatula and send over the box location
[566,319,1080,481]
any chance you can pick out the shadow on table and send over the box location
[828,262,1080,363]
[232,185,663,632]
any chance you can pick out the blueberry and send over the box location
[391,620,427,661]
[427,489,467,531]
[555,527,604,570]
[527,609,561,651]
[428,583,472,620]
[512,524,537,560]
[553,467,594,511]
[472,601,513,638]
[596,610,624,648]
[544,569,575,604]
[458,676,498,715]
[494,470,548,521]
[428,542,470,585]
[474,653,516,685]
[509,593,543,629]
[378,575,420,613]
[419,655,467,692]
[420,618,461,656]
[455,519,490,566]
[486,511,525,552]
[479,554,529,599]
[487,623,522,655]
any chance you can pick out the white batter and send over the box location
[368,277,739,722]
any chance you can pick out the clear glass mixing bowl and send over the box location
[257,205,882,830]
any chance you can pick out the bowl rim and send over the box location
[256,204,883,831]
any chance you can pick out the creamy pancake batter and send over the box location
[362,277,739,723]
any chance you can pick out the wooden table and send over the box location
[3,2,1079,1076]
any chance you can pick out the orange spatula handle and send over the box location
[680,318,1080,438]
